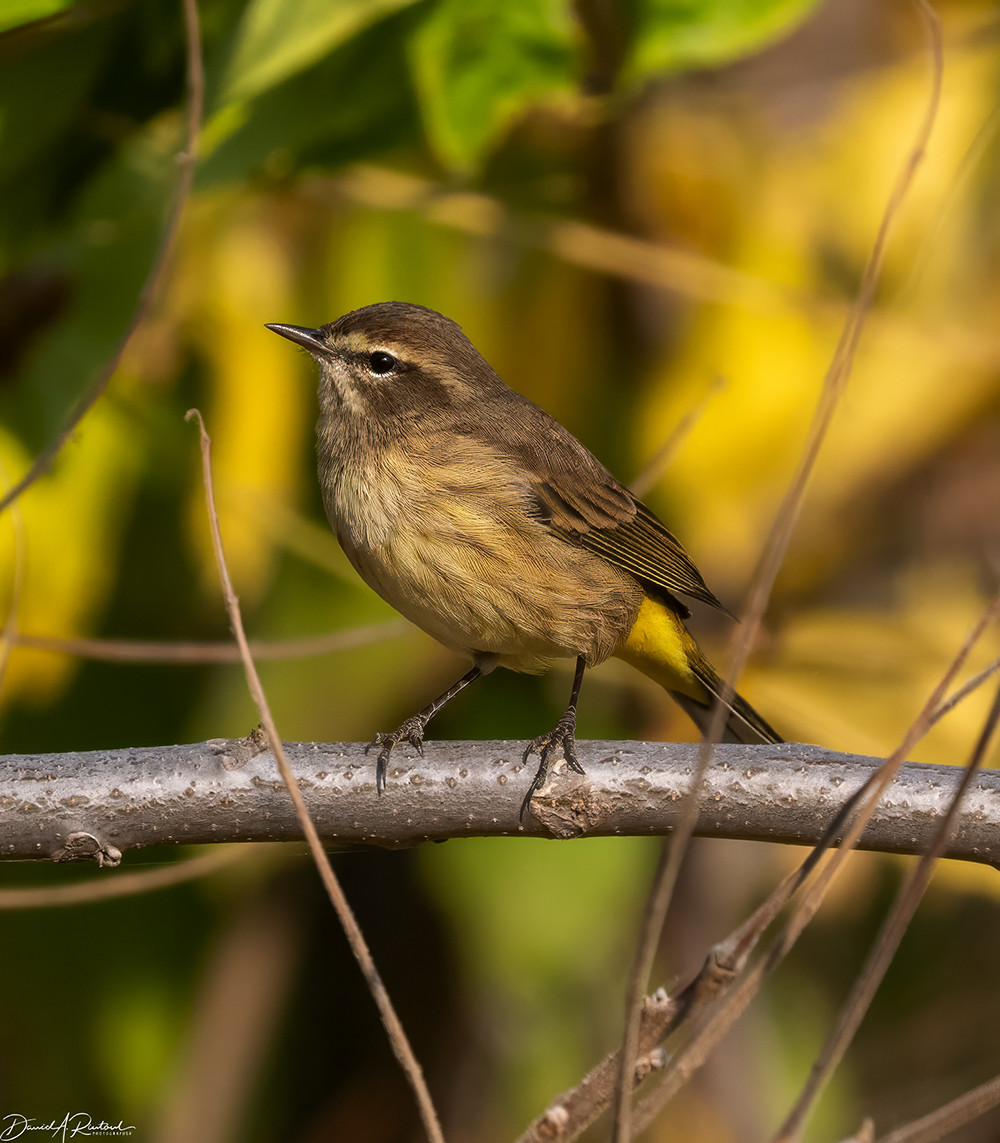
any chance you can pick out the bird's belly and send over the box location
[333,479,641,672]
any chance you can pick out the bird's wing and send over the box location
[500,405,728,615]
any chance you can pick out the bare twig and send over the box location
[928,655,1000,727]
[876,1073,1000,1143]
[185,410,446,1143]
[0,846,250,909]
[628,375,725,499]
[735,0,944,743]
[610,838,677,1140]
[9,621,407,664]
[613,8,946,1133]
[628,588,1000,1138]
[518,836,842,1143]
[0,460,28,699]
[590,755,891,1139]
[774,675,1000,1142]
[0,0,203,518]
[515,991,678,1143]
[900,70,1000,301]
[322,166,787,312]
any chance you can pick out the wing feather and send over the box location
[498,399,728,615]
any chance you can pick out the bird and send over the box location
[267,302,781,817]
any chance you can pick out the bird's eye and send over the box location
[367,351,397,375]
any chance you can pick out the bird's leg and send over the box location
[520,655,587,820]
[367,664,483,793]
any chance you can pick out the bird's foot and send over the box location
[365,715,428,794]
[520,710,584,821]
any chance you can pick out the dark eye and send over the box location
[367,351,397,375]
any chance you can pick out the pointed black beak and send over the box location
[265,323,327,355]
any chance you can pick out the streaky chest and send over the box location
[317,418,521,598]
[319,412,507,548]
[319,423,412,557]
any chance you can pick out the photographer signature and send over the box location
[0,1114,135,1141]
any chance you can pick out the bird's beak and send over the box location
[265,323,327,355]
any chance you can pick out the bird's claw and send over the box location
[366,716,427,794]
[519,711,583,821]
[523,711,583,772]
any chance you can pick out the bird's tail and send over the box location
[670,650,782,744]
[615,593,782,746]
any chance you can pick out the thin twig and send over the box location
[612,6,945,1135]
[514,992,678,1143]
[614,9,946,1133]
[185,410,446,1143]
[928,655,1000,728]
[0,0,203,518]
[628,588,1000,1137]
[9,621,407,664]
[609,836,678,1136]
[900,78,1000,301]
[736,0,943,734]
[628,375,725,499]
[774,678,1000,1142]
[324,166,788,312]
[0,846,250,909]
[876,1073,1000,1143]
[0,460,28,699]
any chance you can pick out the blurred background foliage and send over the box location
[1,0,999,1140]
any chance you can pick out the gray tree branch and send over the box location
[2,740,998,868]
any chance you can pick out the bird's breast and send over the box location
[320,441,642,670]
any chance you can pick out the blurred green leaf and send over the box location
[199,8,422,188]
[625,0,822,82]
[420,834,655,1129]
[0,0,76,34]
[411,0,578,173]
[8,118,175,443]
[219,0,420,105]
[95,973,187,1116]
[0,15,111,187]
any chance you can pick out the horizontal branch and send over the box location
[1,740,997,868]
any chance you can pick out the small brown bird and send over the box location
[267,302,780,816]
